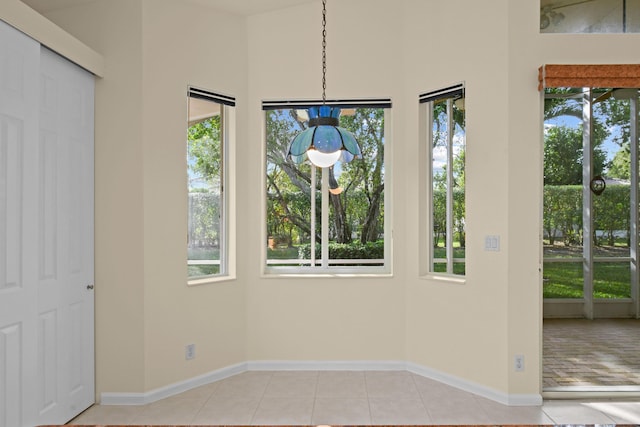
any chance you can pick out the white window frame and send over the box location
[262,99,392,276]
[187,87,236,285]
[419,84,466,279]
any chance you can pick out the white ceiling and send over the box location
[21,0,316,15]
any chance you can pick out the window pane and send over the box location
[452,99,466,268]
[540,0,640,33]
[429,88,465,276]
[543,88,637,300]
[187,96,224,278]
[265,106,388,272]
[543,91,584,296]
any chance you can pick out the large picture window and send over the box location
[187,87,234,281]
[540,0,640,34]
[263,99,391,274]
[421,84,466,276]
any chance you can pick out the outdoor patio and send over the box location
[544,318,640,389]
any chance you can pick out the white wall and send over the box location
[401,0,513,394]
[39,0,248,396]
[20,0,640,402]
[42,0,148,396]
[245,0,407,363]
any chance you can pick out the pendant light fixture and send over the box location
[287,0,362,168]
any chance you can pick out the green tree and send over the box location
[339,109,385,243]
[265,108,386,246]
[265,110,315,242]
[188,116,221,183]
[543,125,607,185]
[608,142,631,180]
[188,116,222,248]
[598,93,635,181]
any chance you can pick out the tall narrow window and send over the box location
[187,87,234,281]
[263,99,391,274]
[421,84,466,276]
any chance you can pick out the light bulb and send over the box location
[307,149,342,168]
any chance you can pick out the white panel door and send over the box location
[36,47,95,425]
[0,21,94,427]
[0,20,40,427]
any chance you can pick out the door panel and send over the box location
[0,20,94,427]
[36,46,94,425]
[0,19,41,427]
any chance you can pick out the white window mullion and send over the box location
[219,105,227,275]
[630,94,639,317]
[311,166,317,267]
[426,103,435,272]
[321,167,329,268]
[446,98,454,274]
[582,88,594,319]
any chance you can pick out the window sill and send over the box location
[187,274,237,287]
[262,270,393,279]
[420,274,466,285]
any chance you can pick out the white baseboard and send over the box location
[100,362,247,405]
[100,360,542,407]
[406,362,542,406]
[247,359,406,371]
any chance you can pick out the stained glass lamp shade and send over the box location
[287,105,362,168]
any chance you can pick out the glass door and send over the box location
[543,87,640,319]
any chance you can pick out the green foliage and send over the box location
[543,184,630,246]
[188,115,221,183]
[594,185,630,246]
[432,187,466,248]
[298,240,384,261]
[267,246,299,259]
[265,108,386,250]
[543,88,583,121]
[543,126,607,185]
[608,142,631,180]
[542,89,635,300]
[596,92,632,147]
[543,185,582,245]
[188,193,221,247]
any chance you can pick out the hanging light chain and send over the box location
[321,0,327,104]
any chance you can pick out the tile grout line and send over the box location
[310,370,320,425]
[411,373,435,423]
[248,371,273,424]
[188,383,218,424]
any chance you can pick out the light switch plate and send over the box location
[484,235,500,251]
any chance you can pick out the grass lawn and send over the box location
[188,247,220,277]
[432,246,466,275]
[189,244,630,298]
[543,261,631,299]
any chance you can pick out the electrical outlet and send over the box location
[185,344,195,360]
[514,354,524,372]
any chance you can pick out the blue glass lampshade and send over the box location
[287,105,362,167]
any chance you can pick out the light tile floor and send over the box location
[70,370,640,425]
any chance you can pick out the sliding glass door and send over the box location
[543,87,640,319]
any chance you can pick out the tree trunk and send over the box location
[329,168,351,243]
[361,185,383,243]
